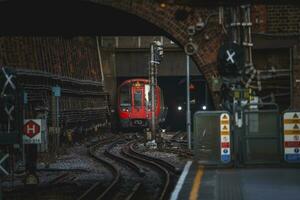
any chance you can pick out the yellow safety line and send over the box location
[189,165,204,200]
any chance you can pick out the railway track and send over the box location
[104,140,143,200]
[4,133,183,200]
[79,135,145,200]
[48,172,77,185]
[77,136,120,200]
[78,134,181,200]
[169,130,187,143]
[122,141,175,200]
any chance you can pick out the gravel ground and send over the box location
[137,142,189,170]
[2,133,190,200]
[2,135,116,199]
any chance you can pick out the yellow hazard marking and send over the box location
[221,120,229,124]
[284,119,300,124]
[284,130,300,135]
[221,131,230,135]
[189,165,204,200]
[222,115,228,120]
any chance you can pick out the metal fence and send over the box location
[242,108,281,164]
[193,111,232,166]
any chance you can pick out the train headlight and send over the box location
[121,108,129,112]
[202,105,207,110]
[177,106,182,111]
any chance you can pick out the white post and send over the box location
[186,55,191,149]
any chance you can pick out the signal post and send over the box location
[149,41,163,142]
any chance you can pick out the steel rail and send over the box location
[122,141,171,200]
[129,142,181,175]
[77,137,120,200]
[104,140,144,200]
[105,140,145,176]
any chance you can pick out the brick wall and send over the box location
[267,5,300,33]
[251,5,268,33]
[264,5,300,109]
[0,37,102,81]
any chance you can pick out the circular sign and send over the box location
[223,149,228,154]
[184,42,198,55]
[294,148,299,153]
[217,42,245,77]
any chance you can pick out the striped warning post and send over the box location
[283,112,300,162]
[220,113,231,163]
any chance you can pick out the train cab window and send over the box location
[134,91,142,107]
[120,85,131,107]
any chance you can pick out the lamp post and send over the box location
[186,55,191,149]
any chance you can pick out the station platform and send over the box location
[171,161,300,200]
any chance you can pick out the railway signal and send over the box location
[0,67,22,145]
[149,41,164,141]
[217,42,245,78]
[153,40,164,64]
[0,67,17,124]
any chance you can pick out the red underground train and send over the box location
[117,78,167,129]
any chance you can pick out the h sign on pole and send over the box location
[23,119,42,144]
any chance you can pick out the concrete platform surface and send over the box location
[171,161,300,200]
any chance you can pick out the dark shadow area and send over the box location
[0,0,166,36]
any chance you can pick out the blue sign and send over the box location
[285,154,300,162]
[52,86,61,97]
[221,155,230,163]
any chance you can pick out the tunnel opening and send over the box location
[0,0,215,132]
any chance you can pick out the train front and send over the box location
[118,79,154,129]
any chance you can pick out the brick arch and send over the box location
[89,0,225,107]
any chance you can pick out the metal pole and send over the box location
[150,44,156,140]
[96,36,105,83]
[205,82,208,107]
[186,55,191,149]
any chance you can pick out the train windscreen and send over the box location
[120,84,131,107]
[134,90,142,107]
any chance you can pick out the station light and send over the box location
[160,3,166,8]
[177,105,182,111]
[202,105,207,110]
